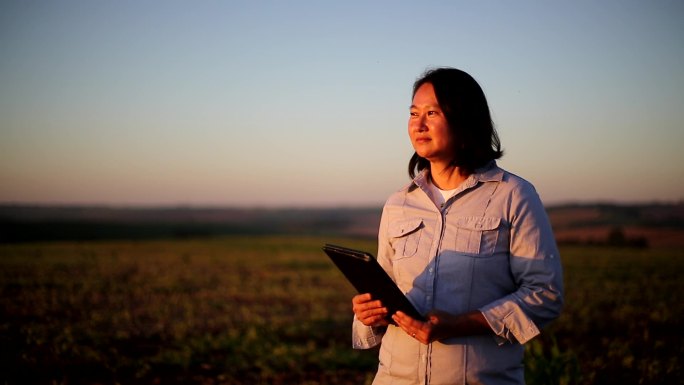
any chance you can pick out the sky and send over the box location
[1,1,683,207]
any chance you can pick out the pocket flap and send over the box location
[454,216,501,231]
[388,218,423,238]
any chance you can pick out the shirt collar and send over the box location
[411,160,503,191]
[474,160,504,183]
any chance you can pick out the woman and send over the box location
[351,68,564,385]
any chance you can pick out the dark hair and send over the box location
[408,67,503,179]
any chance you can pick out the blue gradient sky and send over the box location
[1,1,683,207]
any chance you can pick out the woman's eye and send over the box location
[410,111,418,117]
[427,111,437,116]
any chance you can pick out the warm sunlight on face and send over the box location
[408,83,454,164]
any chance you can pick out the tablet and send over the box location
[323,243,425,322]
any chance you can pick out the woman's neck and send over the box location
[430,162,468,190]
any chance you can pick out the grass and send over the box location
[533,246,683,385]
[1,236,682,384]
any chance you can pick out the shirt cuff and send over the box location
[479,300,540,345]
[351,316,385,349]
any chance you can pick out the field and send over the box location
[1,236,682,385]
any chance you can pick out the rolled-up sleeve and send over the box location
[479,183,564,345]
[352,317,386,349]
[351,204,393,349]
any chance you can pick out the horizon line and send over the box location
[1,199,682,210]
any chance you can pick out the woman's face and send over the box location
[408,83,455,164]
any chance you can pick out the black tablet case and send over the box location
[323,244,425,322]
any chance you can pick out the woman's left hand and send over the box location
[392,309,491,344]
[392,310,453,344]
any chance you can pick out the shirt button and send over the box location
[428,267,434,274]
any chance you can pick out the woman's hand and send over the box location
[392,310,492,344]
[352,293,389,327]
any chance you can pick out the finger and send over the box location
[393,317,421,341]
[355,302,388,319]
[391,313,415,333]
[363,305,388,315]
[353,300,385,314]
[358,308,389,326]
[391,313,404,326]
[392,312,428,340]
[394,311,423,328]
[352,294,383,310]
[367,312,389,324]
[352,293,372,304]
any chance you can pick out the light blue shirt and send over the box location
[352,162,564,385]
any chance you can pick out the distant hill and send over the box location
[547,202,684,248]
[0,205,382,243]
[1,203,682,247]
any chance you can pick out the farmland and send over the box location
[1,235,682,384]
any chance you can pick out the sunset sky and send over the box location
[2,1,683,207]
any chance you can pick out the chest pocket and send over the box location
[388,218,423,259]
[453,216,501,256]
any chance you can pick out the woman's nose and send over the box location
[417,115,428,131]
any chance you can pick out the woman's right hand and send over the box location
[352,293,389,327]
